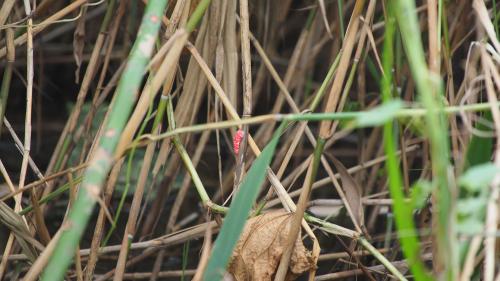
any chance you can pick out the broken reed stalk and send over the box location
[39,0,170,279]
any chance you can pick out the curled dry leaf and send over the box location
[228,211,316,281]
[330,157,365,229]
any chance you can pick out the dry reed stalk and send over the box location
[108,270,196,280]
[319,0,365,139]
[112,142,157,280]
[0,27,14,136]
[190,215,212,281]
[234,0,253,192]
[221,0,238,106]
[165,0,189,37]
[13,0,51,252]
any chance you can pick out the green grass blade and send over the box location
[202,122,286,281]
[393,0,455,278]
[18,177,83,216]
[381,6,433,281]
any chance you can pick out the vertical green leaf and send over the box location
[381,5,433,281]
[393,0,455,279]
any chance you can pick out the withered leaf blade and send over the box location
[330,157,365,229]
[0,202,40,262]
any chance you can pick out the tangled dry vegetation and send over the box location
[1,0,500,280]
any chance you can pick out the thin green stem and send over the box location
[185,0,212,32]
[134,101,500,146]
[359,238,409,281]
[164,93,226,213]
[337,0,345,42]
[310,53,341,111]
[18,177,83,216]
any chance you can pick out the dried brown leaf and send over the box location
[228,211,315,281]
[330,157,365,228]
